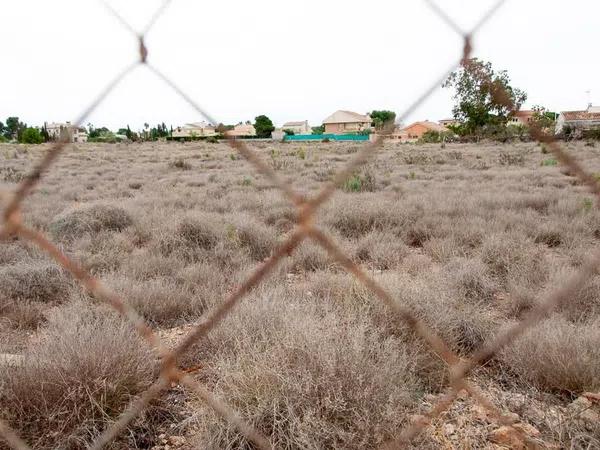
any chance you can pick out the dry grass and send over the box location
[0,302,158,449]
[2,140,600,448]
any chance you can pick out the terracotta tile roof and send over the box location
[403,121,447,132]
[561,111,600,121]
[322,110,371,124]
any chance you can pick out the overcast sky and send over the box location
[1,0,598,132]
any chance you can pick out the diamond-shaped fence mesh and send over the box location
[1,1,599,448]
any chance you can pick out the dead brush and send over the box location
[168,158,192,170]
[0,261,72,304]
[500,315,600,392]
[0,302,158,449]
[49,204,133,240]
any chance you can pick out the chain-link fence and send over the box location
[1,1,599,448]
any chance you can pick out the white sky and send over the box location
[1,0,598,132]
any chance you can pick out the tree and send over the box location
[312,125,325,135]
[443,58,527,135]
[254,115,275,138]
[5,117,26,140]
[282,129,295,136]
[369,110,396,130]
[20,127,44,144]
[88,124,110,139]
[0,121,5,137]
[40,123,50,142]
[530,105,556,132]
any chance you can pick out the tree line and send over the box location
[2,58,561,145]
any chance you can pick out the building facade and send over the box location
[282,120,311,135]
[402,121,447,140]
[45,122,88,143]
[172,121,217,138]
[555,105,600,134]
[226,123,257,137]
[322,110,372,134]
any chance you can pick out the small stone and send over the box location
[443,423,456,435]
[168,436,186,447]
[513,422,541,437]
[569,396,600,422]
[582,392,600,403]
[423,393,437,402]
[489,426,526,449]
[503,412,520,424]
[472,404,490,423]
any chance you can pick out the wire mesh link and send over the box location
[1,0,598,448]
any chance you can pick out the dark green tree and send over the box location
[87,124,110,139]
[5,117,26,140]
[443,58,527,135]
[20,127,44,144]
[253,115,275,138]
[40,123,50,142]
[369,110,396,130]
[0,121,5,137]
[311,125,325,135]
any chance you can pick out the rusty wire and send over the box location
[1,0,598,448]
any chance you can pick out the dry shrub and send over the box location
[480,233,547,287]
[106,276,203,326]
[532,224,563,248]
[159,213,222,262]
[288,240,331,272]
[177,262,229,304]
[176,215,221,249]
[0,302,157,449]
[168,158,192,170]
[326,197,399,238]
[553,272,600,322]
[74,230,134,274]
[355,231,409,270]
[401,222,433,248]
[189,288,423,449]
[0,295,45,330]
[0,242,34,265]
[501,316,600,393]
[447,258,498,303]
[49,204,133,240]
[0,261,71,303]
[423,237,463,262]
[124,252,185,281]
[230,218,276,261]
[302,271,369,307]
[375,273,501,359]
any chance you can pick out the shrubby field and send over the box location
[1,140,600,449]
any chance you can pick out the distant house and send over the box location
[402,121,447,140]
[172,121,217,138]
[508,110,535,126]
[382,125,408,141]
[438,118,458,128]
[555,105,600,134]
[322,110,372,134]
[271,130,286,141]
[45,122,88,143]
[226,123,257,137]
[282,120,311,135]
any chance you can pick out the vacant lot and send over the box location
[1,140,600,449]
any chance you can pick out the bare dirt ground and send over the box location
[1,140,599,449]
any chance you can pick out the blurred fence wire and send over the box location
[2,0,599,448]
